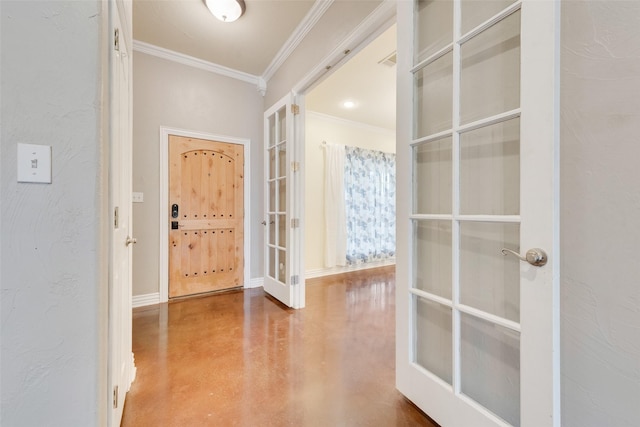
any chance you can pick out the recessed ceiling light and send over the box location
[343,100,356,109]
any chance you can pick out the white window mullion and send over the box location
[451,0,462,397]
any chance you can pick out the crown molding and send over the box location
[261,0,334,82]
[307,110,395,136]
[132,40,266,95]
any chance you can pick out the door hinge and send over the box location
[291,104,300,115]
[291,218,300,228]
[114,28,120,52]
[113,385,119,409]
[114,206,119,229]
[291,161,300,172]
[291,275,299,285]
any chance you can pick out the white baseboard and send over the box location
[247,277,264,289]
[133,281,261,307]
[305,259,396,279]
[128,352,137,389]
[132,292,160,308]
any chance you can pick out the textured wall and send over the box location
[132,52,264,296]
[561,1,640,426]
[0,1,106,425]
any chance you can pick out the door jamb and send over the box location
[159,127,251,303]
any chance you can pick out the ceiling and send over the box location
[306,24,396,131]
[133,0,316,76]
[133,0,396,130]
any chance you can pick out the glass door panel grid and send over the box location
[267,106,288,284]
[410,1,523,425]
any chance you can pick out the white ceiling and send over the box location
[133,0,396,130]
[133,0,316,76]
[306,24,396,130]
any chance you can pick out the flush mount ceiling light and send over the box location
[205,0,246,22]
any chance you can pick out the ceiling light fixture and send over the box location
[205,0,246,22]
[343,100,356,109]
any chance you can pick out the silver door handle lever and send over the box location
[501,247,547,267]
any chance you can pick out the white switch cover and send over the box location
[132,192,144,203]
[18,143,52,183]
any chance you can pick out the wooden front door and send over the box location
[169,135,244,298]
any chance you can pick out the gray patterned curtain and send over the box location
[344,146,396,265]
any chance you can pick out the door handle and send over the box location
[126,236,137,246]
[501,248,547,267]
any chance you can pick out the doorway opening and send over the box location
[302,24,397,279]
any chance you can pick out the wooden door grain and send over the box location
[169,135,244,298]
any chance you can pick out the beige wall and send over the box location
[560,1,640,426]
[304,111,395,271]
[132,52,264,296]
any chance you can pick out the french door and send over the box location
[263,94,304,309]
[396,1,560,426]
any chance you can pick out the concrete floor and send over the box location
[122,266,438,426]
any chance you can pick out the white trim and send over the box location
[262,0,335,82]
[159,127,252,303]
[128,353,137,387]
[306,110,395,137]
[305,259,396,279]
[292,0,396,95]
[247,277,264,289]
[132,293,160,308]
[133,40,264,93]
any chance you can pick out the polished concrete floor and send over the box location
[122,267,439,426]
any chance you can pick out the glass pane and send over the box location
[415,51,453,138]
[278,249,287,283]
[460,118,520,215]
[278,214,286,248]
[278,107,286,143]
[415,297,452,384]
[269,147,276,180]
[461,313,520,426]
[460,10,520,124]
[278,144,287,178]
[414,137,452,214]
[461,0,517,35]
[268,247,275,279]
[268,115,276,148]
[460,221,520,321]
[416,0,453,63]
[414,220,452,299]
[268,215,275,246]
[278,178,286,212]
[268,181,275,212]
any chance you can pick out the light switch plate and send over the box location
[17,143,52,183]
[132,192,144,203]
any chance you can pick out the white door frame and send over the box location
[108,0,135,424]
[159,127,251,303]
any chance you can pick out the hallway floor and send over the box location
[121,266,439,426]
